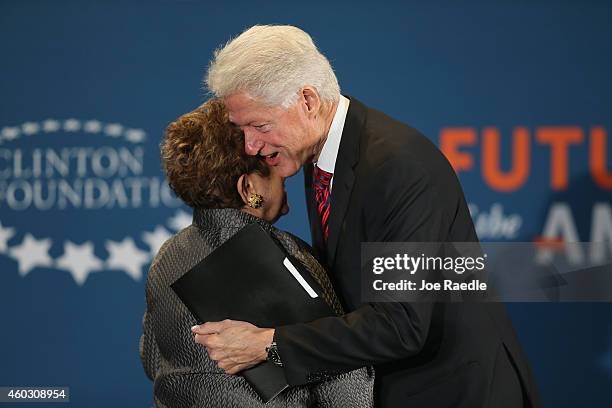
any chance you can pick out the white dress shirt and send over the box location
[314,95,350,192]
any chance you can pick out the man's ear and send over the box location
[236,174,251,206]
[300,86,321,117]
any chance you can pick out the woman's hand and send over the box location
[191,320,275,374]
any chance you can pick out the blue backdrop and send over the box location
[1,1,611,406]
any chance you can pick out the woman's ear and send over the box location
[236,174,251,206]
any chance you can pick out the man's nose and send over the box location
[244,130,264,155]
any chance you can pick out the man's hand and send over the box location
[191,320,274,374]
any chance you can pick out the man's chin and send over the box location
[277,161,301,178]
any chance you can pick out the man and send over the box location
[192,25,539,407]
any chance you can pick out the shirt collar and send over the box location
[193,207,272,232]
[315,95,350,175]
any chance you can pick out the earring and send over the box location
[247,193,264,209]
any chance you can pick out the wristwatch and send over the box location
[266,341,283,367]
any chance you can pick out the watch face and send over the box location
[267,344,283,366]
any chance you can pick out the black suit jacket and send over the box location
[275,97,539,408]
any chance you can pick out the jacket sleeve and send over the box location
[139,263,162,382]
[275,157,455,386]
[140,311,160,381]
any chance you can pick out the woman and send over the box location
[140,99,373,407]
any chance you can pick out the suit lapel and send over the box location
[325,96,366,267]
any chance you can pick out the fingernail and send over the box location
[191,325,198,331]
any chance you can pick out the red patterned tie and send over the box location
[313,165,333,241]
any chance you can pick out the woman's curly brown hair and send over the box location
[161,98,269,208]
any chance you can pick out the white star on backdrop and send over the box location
[8,233,53,276]
[83,120,102,133]
[1,127,20,140]
[105,237,150,281]
[105,123,123,137]
[168,209,192,231]
[0,221,16,252]
[64,118,81,132]
[142,225,172,255]
[22,122,40,135]
[42,119,60,132]
[125,128,146,143]
[55,241,104,285]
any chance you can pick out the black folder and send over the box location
[170,223,334,403]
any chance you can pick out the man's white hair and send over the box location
[206,25,340,108]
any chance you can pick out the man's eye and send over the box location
[254,124,270,131]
